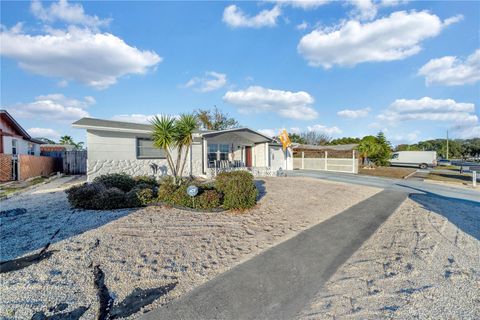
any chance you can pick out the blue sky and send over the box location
[1,0,479,145]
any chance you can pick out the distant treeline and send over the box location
[395,138,480,159]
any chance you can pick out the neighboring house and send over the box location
[72,117,292,181]
[0,110,58,182]
[0,109,43,156]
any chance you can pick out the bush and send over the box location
[130,187,155,205]
[215,171,257,210]
[66,182,106,209]
[195,189,222,209]
[134,175,158,187]
[93,173,136,192]
[93,187,128,209]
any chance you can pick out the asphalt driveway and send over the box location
[143,190,407,320]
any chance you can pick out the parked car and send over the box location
[389,151,437,169]
[437,159,451,166]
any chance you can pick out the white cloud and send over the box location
[455,125,480,139]
[110,114,167,124]
[391,130,420,143]
[298,11,459,68]
[0,25,161,89]
[258,127,302,138]
[296,21,309,30]
[273,0,330,10]
[6,94,93,122]
[222,4,281,28]
[418,49,480,86]
[31,0,111,28]
[337,107,371,118]
[223,86,318,120]
[348,0,377,20]
[183,71,227,92]
[28,127,61,140]
[378,97,477,125]
[307,124,342,135]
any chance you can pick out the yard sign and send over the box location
[279,129,291,151]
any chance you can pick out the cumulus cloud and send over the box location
[258,127,302,138]
[337,107,371,119]
[28,127,61,140]
[0,25,161,89]
[222,4,281,28]
[418,49,480,86]
[6,94,93,122]
[307,124,342,135]
[348,0,377,20]
[272,0,330,10]
[30,0,111,28]
[223,86,318,120]
[378,97,477,125]
[183,71,227,92]
[298,11,460,68]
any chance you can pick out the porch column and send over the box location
[264,143,269,167]
[202,138,208,174]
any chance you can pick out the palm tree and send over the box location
[151,115,177,180]
[175,114,199,178]
[357,136,380,166]
[59,135,75,145]
[150,114,198,183]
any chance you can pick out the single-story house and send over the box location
[1,109,43,156]
[72,117,292,181]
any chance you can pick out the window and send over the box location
[12,139,17,155]
[28,143,35,155]
[136,138,166,159]
[207,144,230,164]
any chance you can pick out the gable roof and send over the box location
[0,109,44,144]
[72,117,272,143]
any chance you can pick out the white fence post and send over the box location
[302,151,304,169]
[473,171,477,188]
[325,151,328,171]
[352,150,356,173]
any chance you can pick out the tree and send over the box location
[289,133,307,144]
[357,135,380,165]
[372,132,392,165]
[300,131,331,145]
[329,137,361,145]
[151,114,199,184]
[36,137,56,144]
[59,135,84,150]
[195,107,239,131]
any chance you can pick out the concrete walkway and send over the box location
[142,190,407,320]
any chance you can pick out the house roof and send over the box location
[292,143,358,151]
[0,109,44,144]
[72,117,272,143]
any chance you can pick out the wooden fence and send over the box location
[41,150,87,175]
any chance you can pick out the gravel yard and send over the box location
[0,176,379,319]
[299,195,480,319]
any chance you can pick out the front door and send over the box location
[245,146,252,167]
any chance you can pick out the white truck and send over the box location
[389,151,437,169]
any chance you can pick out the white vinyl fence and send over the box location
[293,151,358,174]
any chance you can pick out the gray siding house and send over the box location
[72,118,292,181]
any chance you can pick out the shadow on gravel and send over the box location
[255,180,267,201]
[406,186,480,241]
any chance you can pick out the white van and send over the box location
[389,151,437,169]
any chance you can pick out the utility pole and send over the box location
[446,130,449,160]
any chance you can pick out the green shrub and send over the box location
[134,175,158,187]
[215,171,257,210]
[131,187,155,205]
[195,189,222,209]
[93,173,136,192]
[93,187,128,209]
[125,189,142,207]
[66,182,106,209]
[157,177,178,203]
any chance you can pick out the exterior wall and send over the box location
[206,132,255,163]
[86,129,203,181]
[2,136,39,155]
[0,154,12,182]
[254,142,267,167]
[269,145,293,171]
[18,155,56,180]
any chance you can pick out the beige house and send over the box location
[72,118,292,181]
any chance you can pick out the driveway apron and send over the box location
[142,190,407,320]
